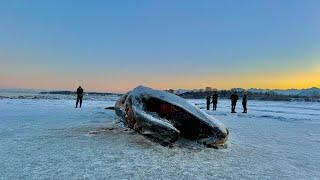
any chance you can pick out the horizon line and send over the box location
[1,86,319,94]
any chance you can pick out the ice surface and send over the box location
[0,95,320,179]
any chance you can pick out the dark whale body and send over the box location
[115,86,229,147]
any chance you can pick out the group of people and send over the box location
[206,92,248,113]
[75,86,248,114]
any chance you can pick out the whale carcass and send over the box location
[115,86,229,147]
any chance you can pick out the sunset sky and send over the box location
[1,0,319,92]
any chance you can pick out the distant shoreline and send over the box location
[177,90,320,102]
[0,90,319,102]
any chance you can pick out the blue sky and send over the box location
[1,0,319,92]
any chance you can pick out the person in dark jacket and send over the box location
[230,92,239,113]
[242,93,248,113]
[76,86,84,108]
[212,91,219,111]
[206,95,211,110]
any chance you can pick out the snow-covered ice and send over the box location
[0,94,319,179]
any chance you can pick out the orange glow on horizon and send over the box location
[0,69,319,93]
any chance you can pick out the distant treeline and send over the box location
[40,91,122,96]
[40,90,320,102]
[178,90,320,102]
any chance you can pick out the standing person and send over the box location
[230,92,239,113]
[242,93,248,113]
[206,95,211,110]
[76,86,84,108]
[212,91,219,111]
